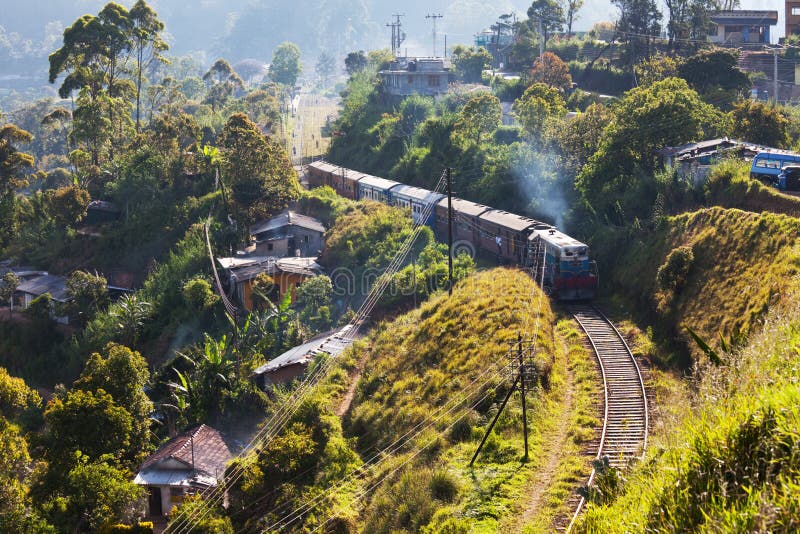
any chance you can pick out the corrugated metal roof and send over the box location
[138,424,232,480]
[436,197,491,217]
[479,210,540,232]
[250,211,326,236]
[254,326,354,376]
[391,184,445,204]
[221,257,324,282]
[358,175,401,191]
[16,274,70,302]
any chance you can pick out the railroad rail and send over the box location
[564,305,648,532]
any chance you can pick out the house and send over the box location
[134,425,233,517]
[709,10,778,45]
[15,274,71,324]
[217,256,324,311]
[379,57,452,97]
[789,0,800,37]
[656,138,773,184]
[84,200,121,225]
[249,211,326,258]
[475,28,513,67]
[253,326,353,388]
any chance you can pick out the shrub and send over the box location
[429,469,459,502]
[182,277,218,310]
[656,246,694,291]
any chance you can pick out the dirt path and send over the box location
[520,366,576,525]
[335,357,367,417]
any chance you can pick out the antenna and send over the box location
[426,13,443,57]
[386,13,405,56]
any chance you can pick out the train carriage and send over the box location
[434,197,490,243]
[357,175,401,203]
[332,168,367,200]
[529,228,597,300]
[477,210,540,264]
[306,161,339,189]
[389,184,445,225]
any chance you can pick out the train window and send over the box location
[565,251,573,257]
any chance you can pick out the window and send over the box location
[794,7,800,16]
[428,75,440,87]
[267,243,273,251]
[408,75,414,85]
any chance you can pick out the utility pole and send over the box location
[386,14,405,56]
[446,167,453,296]
[426,13,443,57]
[470,335,537,467]
[773,46,779,104]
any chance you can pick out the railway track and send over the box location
[564,305,648,532]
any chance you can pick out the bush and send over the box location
[569,61,631,95]
[429,469,459,502]
[182,277,218,310]
[657,246,694,291]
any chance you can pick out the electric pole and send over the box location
[470,335,537,466]
[426,13,443,57]
[386,14,405,56]
[446,167,453,296]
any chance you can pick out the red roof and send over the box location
[140,425,232,477]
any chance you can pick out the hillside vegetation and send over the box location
[213,268,599,533]
[600,206,800,362]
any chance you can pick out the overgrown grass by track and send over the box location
[577,286,800,532]
[597,205,800,364]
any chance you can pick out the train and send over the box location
[306,161,598,300]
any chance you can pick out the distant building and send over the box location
[253,326,353,388]
[217,256,324,311]
[134,425,233,517]
[248,210,325,258]
[656,138,774,184]
[379,57,452,97]
[15,274,71,324]
[788,1,800,37]
[709,10,778,45]
[475,29,513,67]
[84,200,121,225]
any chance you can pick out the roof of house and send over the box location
[390,184,445,204]
[253,326,354,376]
[358,175,401,191]
[435,197,491,217]
[16,274,70,302]
[250,211,326,236]
[0,265,47,280]
[138,424,232,479]
[710,10,778,24]
[478,210,543,232]
[220,256,324,283]
[87,200,121,213]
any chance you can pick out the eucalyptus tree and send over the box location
[129,0,169,131]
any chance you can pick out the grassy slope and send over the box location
[332,268,596,533]
[606,207,800,357]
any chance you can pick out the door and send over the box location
[148,486,163,516]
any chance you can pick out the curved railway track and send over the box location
[564,305,648,532]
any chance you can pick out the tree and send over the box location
[613,0,662,65]
[678,47,750,109]
[48,185,90,227]
[42,388,134,466]
[556,103,613,177]
[0,122,34,247]
[296,275,333,332]
[73,343,152,464]
[66,270,109,326]
[183,277,218,310]
[45,452,143,532]
[0,367,41,420]
[218,113,299,222]
[512,83,566,143]
[453,93,502,145]
[527,0,565,50]
[111,294,152,348]
[316,52,335,83]
[0,272,20,318]
[450,45,493,83]
[233,59,267,86]
[634,54,680,87]
[577,77,722,221]
[129,0,169,131]
[728,100,790,149]
[565,0,585,37]
[270,42,302,86]
[345,51,368,76]
[530,51,572,90]
[203,59,245,113]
